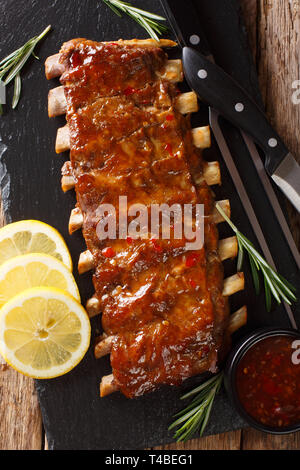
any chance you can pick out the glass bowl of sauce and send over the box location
[224,328,300,434]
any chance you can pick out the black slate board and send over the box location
[0,0,299,450]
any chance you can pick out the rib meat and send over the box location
[49,39,229,398]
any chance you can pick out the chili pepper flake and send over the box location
[164,143,173,156]
[151,238,163,253]
[102,247,116,258]
[124,86,136,96]
[185,252,200,268]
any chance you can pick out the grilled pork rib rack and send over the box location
[45,38,246,398]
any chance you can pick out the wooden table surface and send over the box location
[0,0,299,450]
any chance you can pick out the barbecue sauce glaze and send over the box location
[59,40,229,397]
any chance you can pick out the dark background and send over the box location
[0,0,299,449]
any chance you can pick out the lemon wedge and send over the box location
[0,220,72,270]
[0,287,91,378]
[0,253,80,307]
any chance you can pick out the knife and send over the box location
[161,0,300,271]
[160,0,298,328]
[160,0,300,213]
[182,46,300,214]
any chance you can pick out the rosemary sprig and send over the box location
[0,25,51,114]
[102,0,168,40]
[169,372,223,442]
[216,203,297,311]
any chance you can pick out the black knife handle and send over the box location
[160,0,212,57]
[183,47,288,174]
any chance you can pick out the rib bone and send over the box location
[49,89,198,119]
[78,250,94,274]
[69,207,83,234]
[222,272,244,296]
[61,175,76,193]
[56,125,70,153]
[79,235,237,275]
[192,126,211,149]
[175,91,198,114]
[157,59,183,83]
[86,296,101,317]
[61,160,220,194]
[218,236,238,261]
[212,200,230,223]
[48,86,66,117]
[88,268,243,318]
[46,50,180,80]
[100,374,119,397]
[95,334,113,359]
[227,305,247,335]
[56,124,212,155]
[45,53,65,80]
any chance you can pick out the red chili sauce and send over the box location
[236,335,300,429]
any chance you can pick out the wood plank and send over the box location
[240,0,300,450]
[0,363,43,450]
[242,428,300,450]
[154,431,241,450]
[0,205,43,450]
[256,0,300,246]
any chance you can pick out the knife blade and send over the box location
[241,132,300,271]
[271,153,300,210]
[160,0,298,327]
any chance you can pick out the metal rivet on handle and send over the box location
[268,138,278,148]
[197,69,207,79]
[190,35,200,45]
[235,103,244,112]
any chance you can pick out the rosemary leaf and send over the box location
[216,203,297,310]
[180,373,220,400]
[123,5,166,21]
[103,0,123,17]
[4,45,34,85]
[170,372,223,442]
[276,272,297,293]
[237,238,244,271]
[0,47,23,68]
[169,402,207,430]
[0,25,51,112]
[264,275,272,312]
[199,389,215,436]
[12,73,21,109]
[249,254,260,295]
[102,0,167,40]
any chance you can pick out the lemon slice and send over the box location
[0,220,72,270]
[0,287,91,378]
[0,253,80,308]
